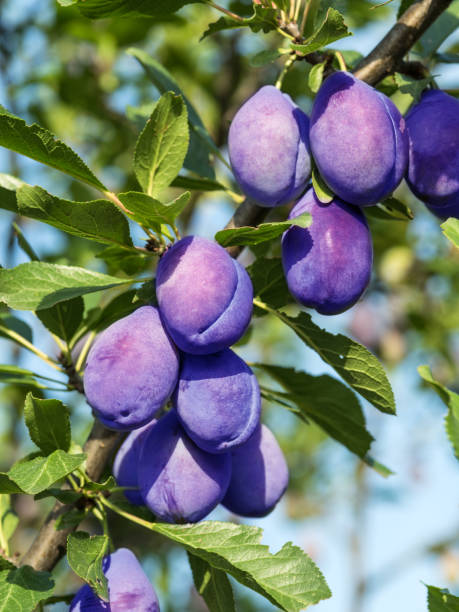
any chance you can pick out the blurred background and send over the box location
[0,0,458,610]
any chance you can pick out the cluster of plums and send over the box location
[84,236,289,524]
[229,71,459,315]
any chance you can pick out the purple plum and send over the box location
[70,548,160,611]
[309,71,408,206]
[84,306,179,431]
[113,420,156,505]
[138,411,231,523]
[281,187,373,315]
[222,424,288,518]
[174,348,261,454]
[405,89,459,219]
[228,85,311,207]
[156,236,253,355]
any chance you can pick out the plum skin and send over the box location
[112,420,157,505]
[174,348,261,454]
[138,411,232,523]
[228,85,311,207]
[69,548,160,611]
[156,236,253,355]
[405,89,459,219]
[282,187,373,315]
[309,71,408,206]
[222,424,289,518]
[83,306,179,431]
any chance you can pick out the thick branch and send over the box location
[20,422,120,571]
[20,0,453,575]
[354,0,453,84]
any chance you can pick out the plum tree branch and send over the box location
[354,0,453,84]
[20,0,453,575]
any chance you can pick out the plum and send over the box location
[222,424,288,517]
[228,85,311,207]
[405,89,459,219]
[112,420,156,505]
[138,411,231,523]
[70,548,160,611]
[156,236,253,354]
[281,187,373,315]
[174,348,261,454]
[309,71,408,206]
[83,306,179,431]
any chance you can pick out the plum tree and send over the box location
[138,411,232,523]
[228,85,311,207]
[112,420,157,505]
[310,71,408,206]
[70,548,160,611]
[222,424,289,518]
[83,306,179,430]
[156,236,253,354]
[174,348,261,454]
[282,187,373,315]
[405,89,459,219]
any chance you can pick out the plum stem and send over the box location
[75,331,96,375]
[1,327,62,371]
[275,54,297,89]
[205,1,245,22]
[335,51,347,72]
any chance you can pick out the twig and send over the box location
[354,0,453,85]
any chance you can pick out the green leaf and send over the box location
[67,532,109,601]
[119,191,190,229]
[260,308,396,415]
[36,297,84,344]
[258,364,374,458]
[390,74,433,114]
[7,450,86,495]
[24,393,71,455]
[427,585,459,611]
[12,223,39,261]
[55,508,89,531]
[0,365,50,390]
[215,213,311,247]
[0,557,15,572]
[418,0,459,57]
[290,8,351,55]
[188,553,235,612]
[0,475,23,495]
[171,175,227,192]
[249,49,288,67]
[34,488,82,504]
[0,566,54,611]
[311,165,334,203]
[85,291,138,334]
[61,0,200,18]
[0,495,18,551]
[0,106,106,191]
[0,174,25,213]
[17,185,132,248]
[441,218,459,248]
[308,62,326,93]
[248,257,293,314]
[202,6,278,39]
[365,197,414,222]
[0,313,33,344]
[128,48,216,179]
[96,245,151,276]
[154,521,331,611]
[134,92,189,198]
[0,262,134,311]
[418,366,459,461]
